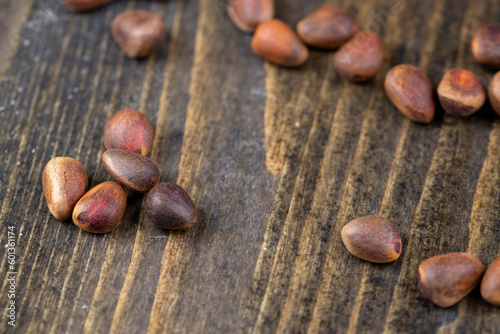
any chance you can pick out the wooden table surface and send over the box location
[1,0,500,333]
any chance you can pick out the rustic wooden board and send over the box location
[1,0,499,333]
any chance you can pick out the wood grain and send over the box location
[0,0,499,333]
[0,0,36,75]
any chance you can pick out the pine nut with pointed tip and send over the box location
[227,0,274,33]
[418,253,484,308]
[73,181,127,234]
[104,109,154,156]
[481,257,500,306]
[297,5,357,49]
[102,149,161,193]
[472,25,500,68]
[437,68,486,117]
[251,19,309,67]
[385,64,435,123]
[111,10,166,58]
[145,183,197,230]
[333,31,384,82]
[488,71,500,116]
[341,215,402,263]
[42,157,88,221]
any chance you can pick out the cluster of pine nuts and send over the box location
[57,0,500,308]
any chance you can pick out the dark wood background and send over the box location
[1,0,499,333]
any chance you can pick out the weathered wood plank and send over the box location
[0,0,499,333]
[0,0,36,75]
[147,0,277,332]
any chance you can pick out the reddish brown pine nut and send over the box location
[341,215,402,263]
[437,68,486,117]
[102,149,161,193]
[480,257,500,306]
[333,31,384,82]
[297,5,357,49]
[418,253,484,308]
[42,157,88,221]
[73,181,127,233]
[145,183,197,230]
[472,25,500,67]
[104,109,154,156]
[227,0,274,33]
[111,10,166,58]
[251,19,309,67]
[488,71,500,116]
[385,64,435,123]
